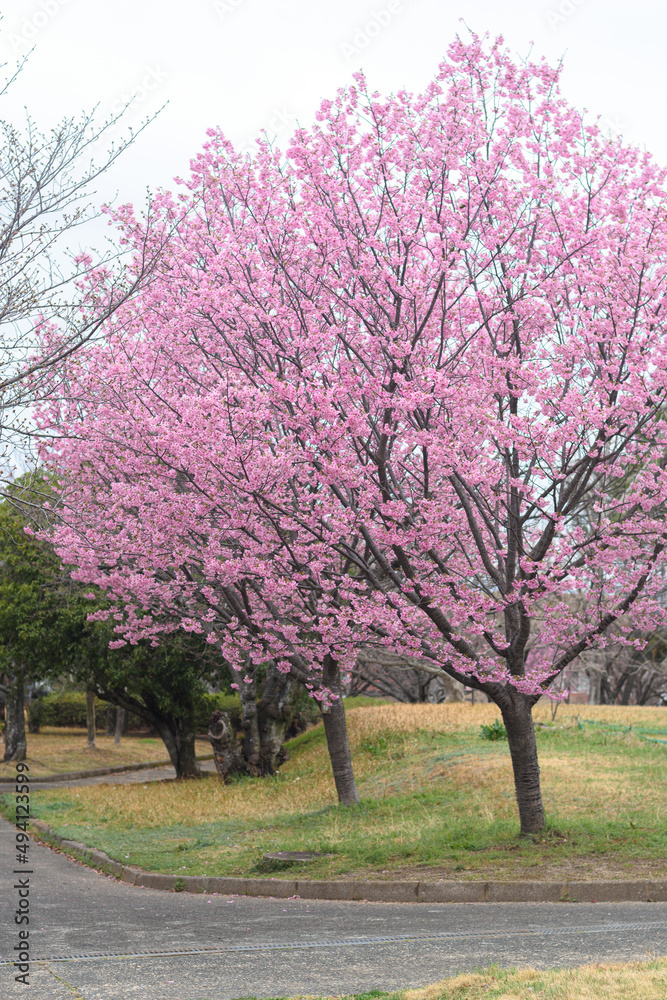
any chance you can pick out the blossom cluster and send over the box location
[37,34,667,700]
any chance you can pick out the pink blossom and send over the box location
[36,34,667,711]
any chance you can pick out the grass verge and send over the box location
[3,704,666,882]
[0,728,211,778]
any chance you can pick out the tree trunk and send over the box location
[320,656,359,806]
[619,672,635,705]
[239,673,262,774]
[27,695,43,734]
[92,686,201,778]
[440,673,466,702]
[208,710,244,781]
[155,717,201,778]
[105,705,115,735]
[499,690,545,836]
[114,706,127,745]
[3,669,26,763]
[587,671,602,705]
[210,664,300,781]
[85,689,96,748]
[256,661,298,772]
[599,674,612,703]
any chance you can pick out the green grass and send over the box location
[5,703,667,882]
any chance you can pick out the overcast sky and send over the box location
[0,0,663,243]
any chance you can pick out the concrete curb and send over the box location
[0,754,215,784]
[27,820,667,904]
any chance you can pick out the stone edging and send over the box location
[0,755,215,784]
[28,820,667,904]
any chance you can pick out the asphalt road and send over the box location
[1,815,666,1000]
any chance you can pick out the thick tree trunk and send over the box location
[588,672,602,705]
[114,706,127,745]
[208,710,244,781]
[599,675,612,704]
[229,663,299,777]
[85,689,96,748]
[3,669,26,763]
[239,673,262,774]
[442,673,466,701]
[256,661,298,772]
[156,717,201,778]
[320,656,359,806]
[619,672,635,705]
[93,686,201,778]
[499,690,545,836]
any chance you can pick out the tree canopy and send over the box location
[36,34,667,832]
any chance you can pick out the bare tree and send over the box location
[582,632,667,706]
[0,48,169,485]
[546,591,667,707]
[352,648,466,704]
[0,46,171,759]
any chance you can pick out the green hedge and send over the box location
[38,693,144,731]
[36,688,319,736]
[35,691,233,732]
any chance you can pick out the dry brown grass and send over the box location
[51,744,344,828]
[0,728,209,778]
[30,703,667,836]
[346,700,667,738]
[401,957,667,999]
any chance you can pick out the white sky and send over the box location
[0,0,664,246]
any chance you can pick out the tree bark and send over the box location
[27,693,43,734]
[105,705,115,736]
[238,673,262,774]
[208,710,244,780]
[438,673,466,702]
[499,689,545,836]
[3,669,26,762]
[619,672,635,705]
[114,706,127,745]
[90,685,201,779]
[219,661,297,777]
[320,656,359,806]
[155,717,201,778]
[256,661,298,772]
[85,689,96,748]
[588,671,602,705]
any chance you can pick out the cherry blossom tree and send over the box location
[39,34,667,833]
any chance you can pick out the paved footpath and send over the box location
[21,759,219,790]
[1,807,666,1000]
